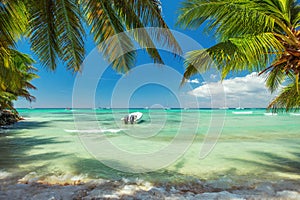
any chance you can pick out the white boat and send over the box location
[232,111,253,115]
[235,98,244,110]
[121,112,143,124]
[264,113,278,116]
[219,106,229,110]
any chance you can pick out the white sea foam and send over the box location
[232,111,253,115]
[290,113,300,116]
[264,113,278,116]
[64,129,124,133]
[0,170,11,179]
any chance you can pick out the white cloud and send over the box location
[186,78,200,84]
[188,72,278,108]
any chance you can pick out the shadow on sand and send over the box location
[0,121,71,178]
[229,150,300,176]
[70,157,193,184]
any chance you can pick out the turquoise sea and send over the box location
[0,108,300,188]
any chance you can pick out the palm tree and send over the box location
[1,2,36,112]
[177,0,300,111]
[0,48,38,111]
[1,0,181,72]
[0,0,181,114]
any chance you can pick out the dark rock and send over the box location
[0,110,21,126]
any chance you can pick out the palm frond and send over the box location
[229,32,283,70]
[28,0,85,71]
[183,32,283,81]
[265,66,286,92]
[0,0,27,48]
[115,1,164,64]
[55,0,85,72]
[28,0,59,70]
[83,0,136,72]
[268,81,300,112]
[177,0,275,41]
[254,0,290,23]
[0,48,37,110]
[291,3,300,28]
[127,0,182,55]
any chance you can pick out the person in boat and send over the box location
[123,115,129,124]
[130,115,135,124]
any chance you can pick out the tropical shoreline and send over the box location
[1,109,300,199]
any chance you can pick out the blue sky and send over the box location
[15,0,274,108]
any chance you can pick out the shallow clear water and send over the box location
[0,108,299,186]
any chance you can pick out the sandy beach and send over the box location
[1,174,300,199]
[1,109,300,199]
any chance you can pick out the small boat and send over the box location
[121,112,143,124]
[264,113,278,116]
[219,107,229,110]
[232,111,253,115]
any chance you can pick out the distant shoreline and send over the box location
[15,107,268,110]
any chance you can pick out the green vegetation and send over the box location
[1,1,38,118]
[0,49,38,111]
[2,0,181,72]
[178,0,300,111]
[0,0,180,123]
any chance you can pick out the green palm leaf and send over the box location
[178,0,300,111]
[0,0,27,48]
[128,0,182,55]
[291,4,300,28]
[268,81,300,112]
[28,0,85,71]
[265,66,286,93]
[0,48,38,110]
[115,1,164,64]
[55,0,85,72]
[28,0,58,70]
[177,0,275,40]
[183,32,283,81]
[83,0,136,72]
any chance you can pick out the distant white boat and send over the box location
[121,112,143,124]
[232,111,253,115]
[264,113,278,116]
[235,98,244,110]
[219,107,229,110]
